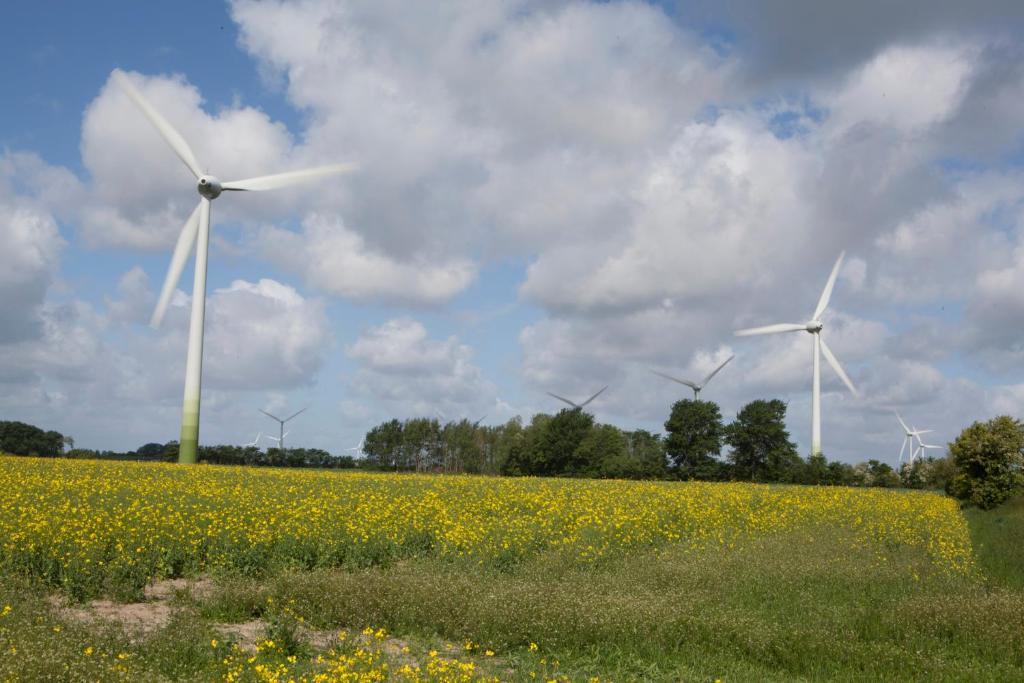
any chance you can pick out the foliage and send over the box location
[663,399,724,480]
[0,420,65,457]
[948,416,1024,509]
[534,409,595,476]
[724,399,801,481]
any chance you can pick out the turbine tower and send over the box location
[652,354,734,399]
[895,413,933,467]
[260,407,307,451]
[546,386,608,411]
[734,252,858,456]
[114,70,356,464]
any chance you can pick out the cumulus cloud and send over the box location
[257,215,477,306]
[347,318,495,417]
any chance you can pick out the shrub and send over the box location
[947,416,1024,510]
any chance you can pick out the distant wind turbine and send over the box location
[264,432,289,446]
[546,386,608,411]
[113,70,357,464]
[259,407,307,451]
[244,432,262,448]
[735,251,858,456]
[652,354,734,399]
[895,413,934,467]
[914,434,944,460]
[346,438,364,456]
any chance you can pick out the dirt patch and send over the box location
[48,576,214,639]
[144,576,215,601]
[216,619,266,651]
[49,595,172,638]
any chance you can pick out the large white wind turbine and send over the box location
[114,70,356,464]
[546,386,608,412]
[895,413,933,467]
[652,354,734,400]
[734,252,858,456]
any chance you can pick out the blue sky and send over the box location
[2,0,1024,463]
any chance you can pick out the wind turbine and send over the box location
[244,432,262,448]
[259,407,307,451]
[914,433,943,461]
[895,413,933,466]
[546,386,608,412]
[346,438,364,456]
[652,354,734,399]
[263,432,289,448]
[113,70,356,464]
[734,252,858,456]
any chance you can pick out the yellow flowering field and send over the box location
[0,455,974,599]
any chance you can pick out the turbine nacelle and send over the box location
[197,175,222,200]
[805,320,823,333]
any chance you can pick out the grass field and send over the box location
[0,455,1020,681]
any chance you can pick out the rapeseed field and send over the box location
[0,455,973,601]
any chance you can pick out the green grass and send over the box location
[963,494,1024,590]
[1,494,1022,681]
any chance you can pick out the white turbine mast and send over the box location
[895,412,934,467]
[546,386,608,411]
[652,354,734,399]
[259,407,307,451]
[734,252,859,456]
[113,70,356,464]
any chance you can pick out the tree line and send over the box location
[360,399,954,489]
[4,406,1021,509]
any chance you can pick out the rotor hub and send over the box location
[197,175,222,200]
[806,320,823,333]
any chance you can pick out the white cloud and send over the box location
[347,318,495,417]
[257,215,477,305]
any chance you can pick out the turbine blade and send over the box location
[222,163,358,192]
[284,406,308,423]
[150,202,202,328]
[650,369,698,390]
[819,336,858,396]
[113,70,203,179]
[579,386,608,408]
[700,354,735,387]
[546,392,579,409]
[259,409,282,422]
[898,438,907,464]
[734,323,806,336]
[813,251,846,320]
[914,429,933,435]
[895,412,911,433]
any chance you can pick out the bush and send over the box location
[947,416,1024,510]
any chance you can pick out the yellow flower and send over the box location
[0,606,9,617]
[211,639,218,648]
[529,642,539,651]
[485,650,495,657]
[83,646,94,656]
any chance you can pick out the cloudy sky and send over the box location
[2,0,1024,463]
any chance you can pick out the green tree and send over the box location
[575,424,629,478]
[724,399,800,482]
[947,416,1024,509]
[363,419,404,470]
[0,421,65,457]
[664,399,724,480]
[536,409,595,475]
[866,459,901,487]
